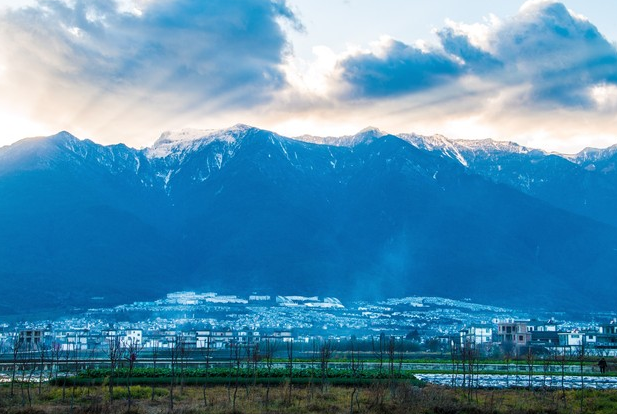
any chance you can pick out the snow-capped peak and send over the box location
[451,138,536,155]
[399,133,470,166]
[50,130,78,141]
[567,144,617,164]
[357,126,387,136]
[154,128,215,145]
[295,126,388,147]
[398,134,545,167]
[147,124,254,159]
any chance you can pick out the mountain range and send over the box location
[1,125,616,314]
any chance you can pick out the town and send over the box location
[1,291,615,359]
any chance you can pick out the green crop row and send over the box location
[75,367,418,381]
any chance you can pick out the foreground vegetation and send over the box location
[2,337,617,412]
[4,380,617,413]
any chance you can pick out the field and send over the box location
[2,353,617,413]
[3,376,617,414]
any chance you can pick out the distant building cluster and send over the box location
[0,291,347,354]
[276,296,344,308]
[2,291,617,359]
[0,326,296,354]
[451,318,617,357]
[162,291,344,308]
[165,291,249,305]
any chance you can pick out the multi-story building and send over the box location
[57,329,89,351]
[459,326,493,349]
[18,329,44,351]
[558,330,598,352]
[497,319,530,348]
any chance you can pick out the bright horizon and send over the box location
[1,0,617,153]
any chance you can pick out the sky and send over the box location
[0,0,617,153]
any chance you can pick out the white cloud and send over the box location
[1,0,617,154]
[591,84,617,110]
[442,15,500,53]
[0,0,299,144]
[283,45,339,97]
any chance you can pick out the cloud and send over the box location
[337,0,617,109]
[436,27,503,73]
[1,0,616,154]
[491,1,617,107]
[0,0,298,115]
[338,38,462,98]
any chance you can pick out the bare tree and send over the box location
[320,339,332,393]
[169,334,182,413]
[232,342,242,412]
[70,337,81,410]
[308,338,318,402]
[61,338,71,402]
[397,338,405,378]
[86,340,99,396]
[450,338,460,389]
[264,338,277,409]
[26,347,37,408]
[462,345,478,402]
[526,347,534,389]
[578,341,586,413]
[227,340,233,404]
[244,342,252,398]
[245,341,259,401]
[555,347,567,408]
[178,337,188,396]
[106,333,124,401]
[251,342,260,389]
[50,341,62,387]
[10,333,21,397]
[18,337,30,407]
[200,335,212,407]
[541,354,550,388]
[38,345,46,395]
[349,337,361,414]
[124,336,144,411]
[387,336,396,398]
[372,334,385,376]
[503,346,513,389]
[151,340,160,402]
[286,339,294,405]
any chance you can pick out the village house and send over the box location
[459,325,493,349]
[497,319,531,348]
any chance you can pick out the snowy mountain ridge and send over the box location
[9,124,615,169]
[2,124,617,313]
[295,126,388,147]
[141,124,607,169]
[146,124,254,159]
[565,144,617,164]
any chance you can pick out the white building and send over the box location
[558,330,597,348]
[460,326,493,348]
[526,320,558,332]
[124,329,143,346]
[59,330,89,351]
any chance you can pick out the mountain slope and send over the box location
[401,133,617,228]
[1,127,616,313]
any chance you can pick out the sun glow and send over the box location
[0,108,51,146]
